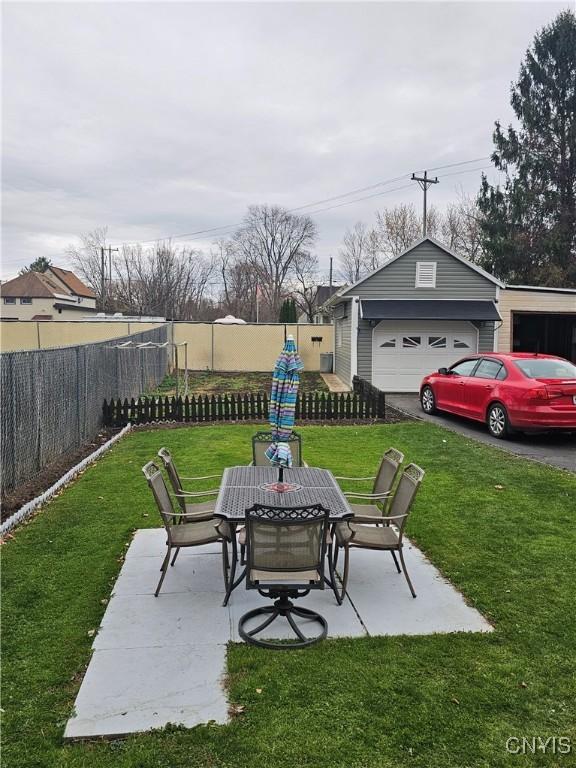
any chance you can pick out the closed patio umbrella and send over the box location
[265,334,304,489]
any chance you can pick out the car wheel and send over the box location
[487,403,510,439]
[421,386,437,415]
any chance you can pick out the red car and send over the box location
[419,352,576,438]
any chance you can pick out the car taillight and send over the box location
[526,387,549,402]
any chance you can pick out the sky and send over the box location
[1,0,570,282]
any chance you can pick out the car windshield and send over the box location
[514,358,576,379]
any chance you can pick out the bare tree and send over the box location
[374,204,421,259]
[440,193,485,263]
[232,205,317,321]
[68,234,215,319]
[291,251,319,322]
[214,240,258,321]
[338,221,370,283]
[66,227,109,305]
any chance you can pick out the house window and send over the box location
[428,335,447,348]
[415,261,437,288]
[3,297,16,304]
[402,336,421,348]
[20,297,32,305]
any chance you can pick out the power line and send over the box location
[112,155,493,247]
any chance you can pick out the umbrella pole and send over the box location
[278,466,284,483]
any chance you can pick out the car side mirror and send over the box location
[438,367,449,375]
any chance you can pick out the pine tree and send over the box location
[19,256,52,275]
[477,10,576,286]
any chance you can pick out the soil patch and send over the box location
[1,429,117,523]
[148,370,328,397]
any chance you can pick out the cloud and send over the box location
[1,1,566,279]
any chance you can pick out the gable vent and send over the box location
[415,261,437,288]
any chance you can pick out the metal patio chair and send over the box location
[238,503,330,649]
[332,463,425,603]
[158,447,221,522]
[142,461,231,597]
[335,447,404,523]
[251,431,305,467]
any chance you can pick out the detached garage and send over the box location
[330,237,503,392]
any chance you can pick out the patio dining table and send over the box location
[214,466,354,604]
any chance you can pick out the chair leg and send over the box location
[390,550,401,573]
[155,548,171,597]
[340,545,350,601]
[327,544,344,605]
[170,547,180,567]
[398,547,416,598]
[222,533,238,607]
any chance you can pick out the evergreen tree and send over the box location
[477,10,576,286]
[19,256,52,275]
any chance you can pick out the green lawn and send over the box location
[149,370,328,397]
[2,423,575,768]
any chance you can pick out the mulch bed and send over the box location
[1,429,117,523]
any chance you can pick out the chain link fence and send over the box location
[1,326,168,496]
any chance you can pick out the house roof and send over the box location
[335,236,504,300]
[315,285,342,307]
[48,266,96,298]
[0,271,69,298]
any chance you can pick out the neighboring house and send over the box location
[328,236,576,392]
[0,266,97,320]
[297,285,344,324]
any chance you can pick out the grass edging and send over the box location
[0,425,132,537]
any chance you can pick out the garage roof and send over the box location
[360,300,501,321]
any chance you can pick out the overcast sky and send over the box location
[1,0,570,281]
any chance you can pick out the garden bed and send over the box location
[148,370,329,397]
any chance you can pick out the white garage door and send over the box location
[372,320,478,392]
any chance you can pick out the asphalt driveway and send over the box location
[387,394,576,473]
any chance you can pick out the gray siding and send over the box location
[475,321,495,352]
[333,303,352,384]
[343,241,498,302]
[357,321,372,380]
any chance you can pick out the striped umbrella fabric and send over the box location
[265,335,304,468]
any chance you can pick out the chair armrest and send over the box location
[343,491,391,500]
[334,475,376,481]
[174,490,220,498]
[179,474,222,481]
[380,514,408,524]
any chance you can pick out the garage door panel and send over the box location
[372,321,478,392]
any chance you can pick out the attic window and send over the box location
[415,261,437,288]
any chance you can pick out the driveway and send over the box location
[387,394,576,473]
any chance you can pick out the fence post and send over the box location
[378,390,386,419]
[211,324,215,371]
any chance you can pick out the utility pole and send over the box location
[100,246,106,310]
[329,256,333,289]
[411,170,439,237]
[107,246,119,312]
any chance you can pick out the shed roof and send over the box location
[335,236,504,300]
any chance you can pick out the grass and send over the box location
[148,370,329,397]
[2,423,575,768]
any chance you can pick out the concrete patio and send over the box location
[65,527,492,740]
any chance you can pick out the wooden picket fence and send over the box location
[103,384,385,427]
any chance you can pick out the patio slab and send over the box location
[65,527,491,740]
